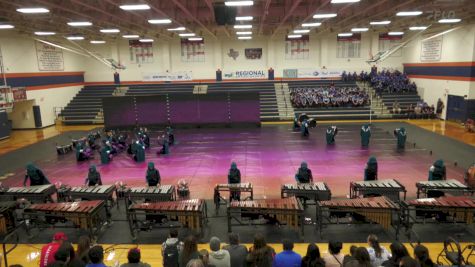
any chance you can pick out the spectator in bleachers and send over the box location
[364,157,378,181]
[180,236,200,267]
[399,256,419,267]
[413,245,434,267]
[86,246,107,267]
[342,246,358,266]
[382,242,409,267]
[301,243,325,267]
[246,233,275,267]
[162,229,183,267]
[40,232,68,267]
[290,86,369,108]
[366,234,391,267]
[76,236,91,265]
[120,248,150,267]
[323,241,344,267]
[209,237,231,267]
[428,159,446,181]
[370,70,416,95]
[198,250,216,267]
[223,233,248,267]
[272,239,301,267]
[392,101,401,114]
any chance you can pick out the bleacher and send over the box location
[380,91,421,113]
[61,86,115,125]
[288,80,375,120]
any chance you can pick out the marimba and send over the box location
[401,196,475,232]
[316,196,400,237]
[416,179,470,198]
[227,197,304,236]
[127,199,207,239]
[214,183,253,212]
[122,185,176,205]
[0,184,56,203]
[0,202,17,236]
[67,185,116,201]
[281,182,331,204]
[23,200,108,238]
[350,179,406,201]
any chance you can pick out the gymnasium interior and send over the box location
[0,0,475,266]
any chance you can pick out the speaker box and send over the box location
[33,105,42,128]
[213,4,236,26]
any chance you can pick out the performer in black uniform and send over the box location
[295,162,313,183]
[228,162,241,201]
[364,156,378,181]
[23,163,50,186]
[145,162,160,186]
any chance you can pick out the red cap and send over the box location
[53,232,68,241]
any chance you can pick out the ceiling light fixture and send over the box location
[238,36,252,40]
[66,36,84,40]
[396,11,423,16]
[67,21,93,27]
[122,34,139,38]
[148,19,172,24]
[16,8,49,14]
[100,29,120,33]
[302,22,322,27]
[331,0,360,3]
[90,40,106,44]
[236,16,253,21]
[287,34,302,38]
[234,25,252,29]
[0,25,14,29]
[438,18,461,23]
[313,13,337,19]
[119,4,150,10]
[370,20,391,25]
[388,31,404,35]
[236,31,252,35]
[34,31,56,35]
[167,27,186,31]
[351,27,368,32]
[188,37,203,41]
[225,1,254,6]
[293,29,310,33]
[179,33,196,37]
[139,39,154,42]
[338,33,353,37]
[409,26,428,30]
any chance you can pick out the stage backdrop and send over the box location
[102,92,260,128]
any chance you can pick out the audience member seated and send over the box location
[272,239,301,267]
[323,241,344,267]
[381,242,409,267]
[399,256,419,267]
[50,242,86,267]
[342,246,357,266]
[40,232,68,267]
[343,247,371,267]
[370,70,416,95]
[199,249,217,267]
[246,233,275,267]
[223,233,248,267]
[120,248,151,267]
[76,236,92,265]
[413,245,435,267]
[392,101,401,114]
[187,259,205,267]
[86,246,107,267]
[180,236,200,267]
[301,243,325,267]
[366,235,390,267]
[162,229,184,267]
[290,86,369,108]
[209,237,231,267]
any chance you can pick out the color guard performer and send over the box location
[360,124,371,147]
[394,127,407,149]
[326,126,338,145]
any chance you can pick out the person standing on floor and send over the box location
[272,239,301,267]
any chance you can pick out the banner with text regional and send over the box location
[223,70,266,79]
[296,69,343,78]
[142,71,192,81]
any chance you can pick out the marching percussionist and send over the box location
[326,126,338,145]
[166,126,175,145]
[293,114,300,130]
[85,165,102,186]
[429,159,446,181]
[394,127,407,149]
[134,140,146,162]
[75,141,92,162]
[24,163,50,186]
[100,145,111,164]
[364,156,378,181]
[158,134,170,155]
[360,124,371,147]
[145,162,160,186]
[301,119,309,137]
[295,162,313,183]
[228,162,241,201]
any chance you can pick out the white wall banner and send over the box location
[35,41,64,71]
[420,36,443,62]
[223,70,266,79]
[142,71,193,81]
[296,69,343,78]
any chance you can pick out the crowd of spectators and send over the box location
[290,87,370,108]
[369,70,417,95]
[32,231,437,267]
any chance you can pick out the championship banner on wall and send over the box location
[181,39,205,62]
[223,70,266,79]
[285,35,309,60]
[245,48,263,60]
[35,41,64,71]
[12,87,27,101]
[379,33,402,57]
[142,71,193,81]
[420,36,443,62]
[129,40,154,64]
[337,33,361,58]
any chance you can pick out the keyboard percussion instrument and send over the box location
[227,196,304,235]
[0,202,18,236]
[0,184,56,203]
[120,185,176,206]
[350,179,407,201]
[214,183,253,212]
[416,179,470,198]
[281,182,331,203]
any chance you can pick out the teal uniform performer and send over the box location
[326,126,338,145]
[429,159,446,181]
[295,162,313,183]
[85,165,102,186]
[360,124,371,147]
[24,163,50,186]
[145,162,160,186]
[394,127,407,149]
[364,156,378,181]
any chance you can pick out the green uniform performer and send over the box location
[326,126,338,145]
[429,159,446,181]
[295,162,313,183]
[360,124,371,147]
[394,127,407,149]
[134,141,146,162]
[100,146,111,164]
[145,162,160,186]
[23,163,50,186]
[228,162,241,201]
[364,156,378,181]
[85,165,102,186]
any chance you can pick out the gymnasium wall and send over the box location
[401,24,475,119]
[82,32,404,83]
[0,32,86,128]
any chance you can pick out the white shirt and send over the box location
[366,246,391,267]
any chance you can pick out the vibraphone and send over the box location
[316,196,400,238]
[0,202,17,236]
[127,199,207,239]
[22,200,108,237]
[416,179,470,198]
[0,184,56,203]
[66,185,116,216]
[123,185,176,206]
[401,196,475,233]
[281,182,332,204]
[227,197,304,236]
[214,183,253,211]
[350,179,407,201]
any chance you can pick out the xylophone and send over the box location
[121,185,176,206]
[227,196,304,236]
[281,182,332,204]
[66,185,116,201]
[316,196,400,238]
[350,179,407,201]
[23,200,108,238]
[214,183,254,212]
[416,179,470,198]
[127,199,207,239]
[0,184,56,203]
[0,202,17,236]
[401,196,475,233]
